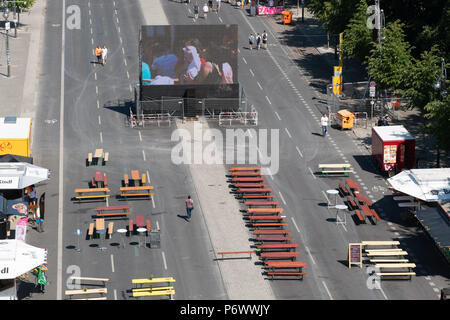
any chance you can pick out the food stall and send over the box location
[372,125,415,176]
[0,117,32,158]
[337,109,354,130]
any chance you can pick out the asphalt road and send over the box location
[27,0,449,300]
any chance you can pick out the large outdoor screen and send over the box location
[141,25,238,86]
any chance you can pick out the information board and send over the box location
[348,243,362,268]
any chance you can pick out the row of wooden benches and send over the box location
[73,186,154,201]
[227,166,307,280]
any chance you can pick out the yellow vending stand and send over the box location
[0,117,32,157]
[337,110,354,130]
[282,11,292,25]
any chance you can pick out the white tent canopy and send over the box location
[387,168,450,202]
[0,240,47,279]
[0,162,50,190]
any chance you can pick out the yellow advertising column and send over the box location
[333,66,342,96]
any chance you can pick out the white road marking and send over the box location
[162,251,168,270]
[284,128,292,139]
[114,289,117,300]
[278,191,287,205]
[124,58,127,66]
[249,69,254,77]
[257,81,263,90]
[97,100,100,109]
[295,146,303,158]
[122,47,125,55]
[100,132,103,144]
[304,245,317,265]
[265,96,272,105]
[129,84,133,93]
[96,86,98,95]
[242,57,247,64]
[142,150,146,161]
[156,220,160,231]
[111,254,115,273]
[126,71,130,79]
[274,111,281,120]
[322,281,333,300]
[290,217,300,233]
[308,167,316,179]
[138,131,142,141]
[94,72,97,80]
[98,116,101,125]
[57,0,67,300]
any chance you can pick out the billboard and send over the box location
[140,25,238,86]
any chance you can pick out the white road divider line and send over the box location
[142,150,146,161]
[100,132,103,144]
[257,81,263,90]
[284,128,292,139]
[278,191,287,205]
[304,245,317,265]
[295,146,303,158]
[308,167,316,179]
[249,69,254,77]
[242,57,247,64]
[138,131,142,141]
[265,96,272,105]
[274,111,281,120]
[111,254,115,273]
[322,281,333,300]
[162,251,168,270]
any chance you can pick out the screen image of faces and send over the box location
[141,25,238,86]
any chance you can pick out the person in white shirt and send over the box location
[101,45,108,65]
[321,113,328,136]
[203,3,209,19]
[182,45,201,82]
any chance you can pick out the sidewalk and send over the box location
[265,7,449,168]
[0,0,45,118]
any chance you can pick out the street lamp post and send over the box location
[3,7,10,77]
[434,58,447,168]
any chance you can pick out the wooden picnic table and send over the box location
[94,148,104,158]
[265,261,307,271]
[95,218,105,232]
[131,170,140,181]
[135,215,145,228]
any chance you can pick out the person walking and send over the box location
[256,33,261,50]
[203,3,209,19]
[101,45,108,65]
[194,3,199,20]
[321,113,329,136]
[185,195,194,220]
[262,30,268,49]
[216,0,221,13]
[95,45,102,64]
[248,33,255,50]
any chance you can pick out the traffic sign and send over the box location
[5,22,10,31]
[370,81,376,87]
[369,86,376,98]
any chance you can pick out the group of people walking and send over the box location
[248,31,268,50]
[193,0,221,20]
[95,45,108,65]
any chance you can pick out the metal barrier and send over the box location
[353,112,368,128]
[218,109,258,127]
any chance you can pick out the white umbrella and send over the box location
[0,162,50,190]
[0,240,47,279]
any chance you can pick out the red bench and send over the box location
[254,229,291,236]
[246,208,283,215]
[245,201,279,208]
[128,219,134,235]
[371,208,381,222]
[248,215,285,221]
[146,219,151,232]
[354,209,365,223]
[95,205,132,217]
[242,195,275,199]
[233,183,268,188]
[231,172,262,177]
[236,188,272,194]
[260,251,299,261]
[251,223,288,228]
[345,178,362,193]
[257,243,299,251]
[229,166,261,172]
[255,237,294,242]
[265,261,307,271]
[91,177,97,188]
[339,183,349,196]
[346,196,358,210]
[231,177,265,182]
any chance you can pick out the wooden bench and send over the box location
[90,177,97,188]
[65,288,107,299]
[245,201,279,208]
[120,186,154,198]
[260,251,299,261]
[88,223,95,240]
[123,174,129,186]
[264,261,307,272]
[375,263,416,269]
[366,249,404,253]
[132,286,174,293]
[366,251,408,257]
[362,241,400,247]
[346,196,358,210]
[242,195,275,199]
[141,173,147,185]
[132,289,175,300]
[345,178,362,193]
[236,188,272,194]
[230,172,262,177]
[132,277,176,288]
[229,166,261,172]
[107,222,114,239]
[248,215,285,221]
[232,177,265,182]
[233,183,268,188]
[375,272,416,280]
[128,219,134,236]
[87,153,93,166]
[216,251,255,260]
[251,223,288,228]
[267,272,307,280]
[369,259,409,263]
[257,243,299,251]
[69,277,110,286]
[255,237,294,242]
[103,152,109,165]
[245,208,283,215]
[318,164,353,177]
[254,229,291,236]
[74,188,110,202]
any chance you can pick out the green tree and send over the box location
[343,0,373,63]
[5,0,35,10]
[366,20,413,91]
[308,0,361,35]
[423,96,450,163]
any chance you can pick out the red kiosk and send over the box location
[372,125,415,176]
